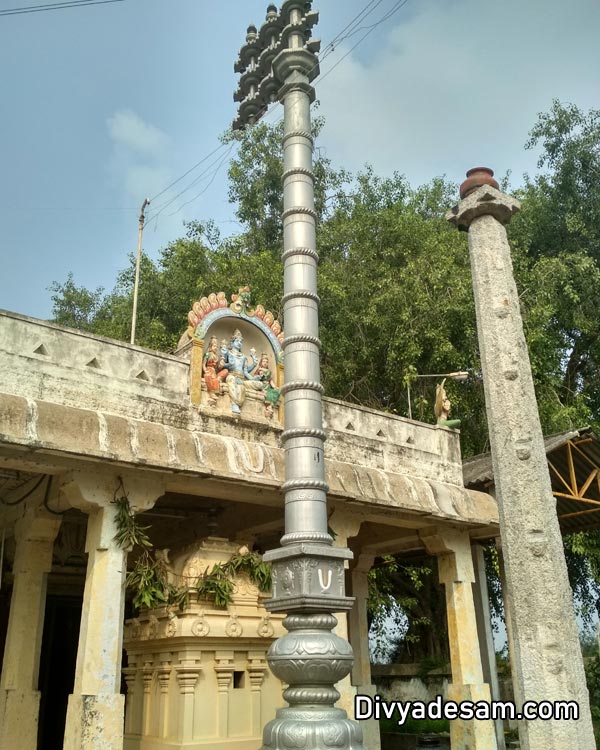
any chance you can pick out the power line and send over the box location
[318,0,411,87]
[144,0,411,226]
[149,142,230,203]
[145,145,235,227]
[0,0,124,16]
[168,144,235,215]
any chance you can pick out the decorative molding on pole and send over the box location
[233,4,364,749]
[447,172,595,748]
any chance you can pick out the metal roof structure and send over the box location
[463,427,600,534]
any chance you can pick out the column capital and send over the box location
[14,506,62,546]
[446,184,520,232]
[175,664,201,694]
[350,551,375,574]
[328,508,364,547]
[122,666,138,692]
[419,526,475,583]
[156,665,172,693]
[59,470,165,513]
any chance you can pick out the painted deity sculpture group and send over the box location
[203,330,280,418]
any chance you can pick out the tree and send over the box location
[49,102,600,655]
[49,272,104,331]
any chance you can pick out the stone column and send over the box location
[348,553,381,750]
[448,170,595,748]
[0,509,61,750]
[122,666,139,736]
[140,661,155,737]
[156,659,172,739]
[175,662,201,742]
[420,527,496,750]
[60,471,164,750]
[472,544,505,750]
[215,653,234,738]
[248,653,268,737]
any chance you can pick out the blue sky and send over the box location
[2,0,599,321]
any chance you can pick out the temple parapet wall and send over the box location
[0,310,497,528]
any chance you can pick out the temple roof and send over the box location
[463,427,600,533]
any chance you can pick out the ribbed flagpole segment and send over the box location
[233,4,364,749]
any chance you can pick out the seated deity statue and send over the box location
[222,329,263,415]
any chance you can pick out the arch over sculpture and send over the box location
[178,287,284,421]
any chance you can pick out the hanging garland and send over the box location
[111,492,271,611]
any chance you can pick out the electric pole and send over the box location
[130,197,150,346]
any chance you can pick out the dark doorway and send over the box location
[37,596,82,750]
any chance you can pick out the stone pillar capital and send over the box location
[122,666,138,692]
[59,470,165,514]
[352,551,375,574]
[13,506,62,548]
[175,664,201,694]
[156,665,172,693]
[419,526,475,584]
[446,184,520,232]
[328,509,363,547]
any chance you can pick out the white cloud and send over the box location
[107,109,169,156]
[106,109,171,203]
[317,0,600,188]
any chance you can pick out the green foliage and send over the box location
[52,102,600,656]
[49,272,105,331]
[224,550,272,593]
[585,653,600,726]
[112,490,270,611]
[126,550,169,609]
[368,555,447,663]
[195,551,272,607]
[196,562,235,608]
[112,495,152,550]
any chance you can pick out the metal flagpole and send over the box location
[233,4,364,748]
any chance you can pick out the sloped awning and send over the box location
[463,427,600,534]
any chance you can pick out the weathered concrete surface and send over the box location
[0,509,61,750]
[448,185,594,748]
[0,311,498,532]
[62,498,127,750]
[0,310,500,749]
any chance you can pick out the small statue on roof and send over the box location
[434,379,461,429]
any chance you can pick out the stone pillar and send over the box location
[175,662,201,742]
[448,171,595,748]
[156,659,172,739]
[0,509,61,750]
[62,501,127,749]
[472,544,505,750]
[122,667,138,736]
[215,652,234,738]
[248,653,268,737]
[420,527,496,750]
[348,553,381,750]
[141,662,155,737]
[60,471,164,750]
